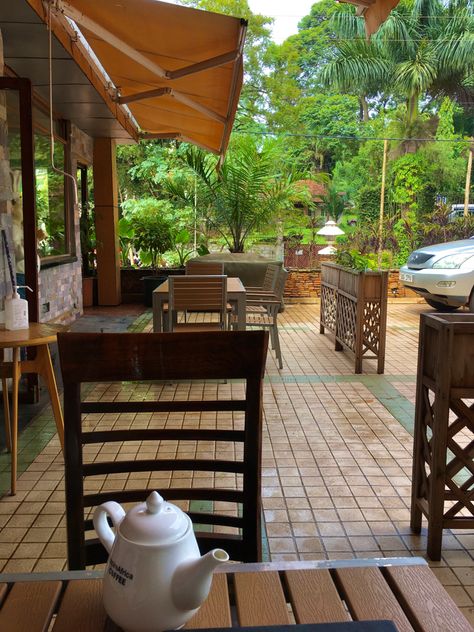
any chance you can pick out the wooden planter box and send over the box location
[410,312,474,560]
[319,263,388,373]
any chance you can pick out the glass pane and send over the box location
[35,133,66,257]
[4,90,24,280]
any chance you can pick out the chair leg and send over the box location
[272,323,283,370]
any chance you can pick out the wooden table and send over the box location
[0,323,65,495]
[152,277,247,332]
[0,559,472,631]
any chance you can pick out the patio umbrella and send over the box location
[49,0,247,157]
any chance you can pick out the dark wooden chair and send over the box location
[57,330,269,569]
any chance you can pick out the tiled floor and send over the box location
[1,299,474,624]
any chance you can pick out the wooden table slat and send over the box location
[285,569,349,624]
[386,564,474,632]
[234,571,290,626]
[186,573,232,629]
[52,578,109,632]
[335,567,415,632]
[0,580,62,632]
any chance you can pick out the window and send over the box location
[33,108,74,263]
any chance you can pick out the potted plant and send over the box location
[132,205,174,306]
[319,249,389,374]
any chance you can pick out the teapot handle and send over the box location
[93,501,126,553]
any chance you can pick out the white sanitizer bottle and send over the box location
[4,290,29,330]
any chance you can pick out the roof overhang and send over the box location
[0,0,247,156]
[0,0,137,141]
[340,0,401,37]
[53,0,247,156]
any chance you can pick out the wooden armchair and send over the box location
[167,275,229,331]
[235,269,288,369]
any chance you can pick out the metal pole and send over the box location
[378,139,388,268]
[464,141,473,217]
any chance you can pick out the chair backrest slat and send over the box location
[58,330,268,569]
[186,261,224,276]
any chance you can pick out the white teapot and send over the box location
[93,491,229,632]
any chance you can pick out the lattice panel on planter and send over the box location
[320,284,337,331]
[319,263,388,374]
[362,300,382,355]
[411,313,474,560]
[336,294,357,351]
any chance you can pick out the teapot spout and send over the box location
[171,548,229,611]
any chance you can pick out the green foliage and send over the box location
[356,186,382,223]
[335,249,391,271]
[418,204,474,245]
[392,212,419,266]
[123,199,174,268]
[118,217,135,267]
[389,153,430,213]
[173,135,308,252]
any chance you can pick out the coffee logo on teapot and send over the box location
[108,558,134,586]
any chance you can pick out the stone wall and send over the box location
[284,268,419,303]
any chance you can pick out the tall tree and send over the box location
[320,0,474,126]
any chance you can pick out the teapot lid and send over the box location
[119,491,189,545]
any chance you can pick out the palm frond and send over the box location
[320,40,390,92]
[395,45,438,94]
[331,11,365,39]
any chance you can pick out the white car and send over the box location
[399,238,474,311]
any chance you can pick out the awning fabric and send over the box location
[340,0,401,37]
[55,0,246,156]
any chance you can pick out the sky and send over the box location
[247,1,315,43]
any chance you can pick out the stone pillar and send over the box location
[93,137,121,305]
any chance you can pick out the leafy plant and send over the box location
[335,248,391,270]
[118,217,135,267]
[125,200,174,268]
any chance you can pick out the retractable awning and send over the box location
[49,0,247,156]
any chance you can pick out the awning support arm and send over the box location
[56,0,168,79]
[167,50,240,80]
[118,87,226,124]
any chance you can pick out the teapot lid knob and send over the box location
[146,491,164,514]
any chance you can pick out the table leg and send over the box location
[10,348,20,496]
[22,345,64,450]
[153,295,163,332]
[235,294,246,331]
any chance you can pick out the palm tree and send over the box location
[320,0,473,126]
[169,136,309,253]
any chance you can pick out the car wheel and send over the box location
[469,291,474,313]
[424,298,459,311]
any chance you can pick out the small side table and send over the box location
[0,323,65,495]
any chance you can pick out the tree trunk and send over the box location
[359,96,369,122]
[464,142,473,216]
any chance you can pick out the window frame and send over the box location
[33,106,77,268]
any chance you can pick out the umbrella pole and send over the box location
[378,138,388,268]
